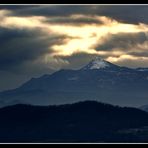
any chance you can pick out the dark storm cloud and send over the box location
[0,5,148,91]
[0,25,71,91]
[9,5,93,17]
[44,16,103,25]
[0,5,38,10]
[57,52,98,70]
[128,50,148,58]
[4,5,148,24]
[0,27,68,71]
[91,5,148,24]
[94,32,148,52]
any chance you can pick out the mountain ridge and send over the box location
[1,57,148,107]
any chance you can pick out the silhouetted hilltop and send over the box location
[0,101,148,143]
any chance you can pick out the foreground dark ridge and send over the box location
[0,101,148,143]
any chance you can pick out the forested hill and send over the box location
[0,101,148,143]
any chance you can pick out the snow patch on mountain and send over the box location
[90,58,109,69]
[82,57,109,70]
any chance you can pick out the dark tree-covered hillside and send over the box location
[0,101,148,143]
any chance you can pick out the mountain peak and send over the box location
[82,57,110,70]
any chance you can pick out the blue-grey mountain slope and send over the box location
[1,57,148,107]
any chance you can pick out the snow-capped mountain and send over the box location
[81,57,130,71]
[82,57,110,70]
[1,57,148,108]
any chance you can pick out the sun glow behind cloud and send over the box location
[1,10,148,64]
[49,19,148,57]
[1,5,148,91]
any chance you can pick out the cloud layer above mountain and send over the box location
[0,5,148,91]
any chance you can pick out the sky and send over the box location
[0,5,148,91]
